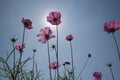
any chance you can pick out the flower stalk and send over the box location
[47,11,62,80]
[12,42,16,79]
[56,25,59,80]
[66,34,74,80]
[77,54,91,80]
[69,41,74,80]
[31,49,36,80]
[112,33,120,61]
[15,26,26,79]
[47,41,52,80]
[106,63,115,80]
[110,66,115,80]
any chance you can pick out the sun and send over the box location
[43,18,52,27]
[41,11,52,27]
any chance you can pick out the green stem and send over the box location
[6,48,15,61]
[56,25,59,80]
[112,33,120,61]
[31,52,35,80]
[64,66,66,77]
[47,41,52,80]
[15,27,26,79]
[0,57,14,79]
[20,26,26,79]
[70,41,74,80]
[77,57,89,80]
[54,46,57,62]
[66,65,70,80]
[33,53,35,72]
[22,27,25,45]
[54,69,57,80]
[18,52,22,72]
[12,43,16,80]
[110,67,115,80]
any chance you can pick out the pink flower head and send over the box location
[47,11,62,25]
[37,27,55,44]
[22,18,33,29]
[49,61,61,69]
[15,42,25,52]
[66,34,73,41]
[93,71,102,80]
[104,20,120,33]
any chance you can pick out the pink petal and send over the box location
[50,35,55,38]
[22,18,25,23]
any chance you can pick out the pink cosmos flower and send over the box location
[22,18,33,29]
[15,42,25,52]
[49,61,61,69]
[37,27,55,44]
[104,20,120,33]
[47,11,62,25]
[93,71,102,80]
[66,34,73,41]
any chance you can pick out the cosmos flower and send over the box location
[66,34,73,41]
[104,20,120,33]
[37,27,55,44]
[47,11,62,25]
[93,71,102,80]
[15,42,25,52]
[22,18,33,29]
[49,61,61,69]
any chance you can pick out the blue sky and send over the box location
[0,0,120,80]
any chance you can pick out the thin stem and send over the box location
[109,67,115,80]
[6,48,15,61]
[54,46,57,62]
[31,52,35,80]
[15,27,26,79]
[12,43,16,79]
[56,25,59,80]
[68,71,70,80]
[54,69,57,80]
[33,52,35,72]
[0,57,14,79]
[22,27,26,45]
[20,26,26,79]
[64,66,66,77]
[112,33,120,61]
[47,41,52,80]
[65,64,70,80]
[70,41,74,80]
[18,52,22,71]
[77,57,89,80]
